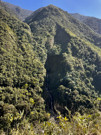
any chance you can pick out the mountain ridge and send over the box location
[71,13,101,35]
[25,5,101,48]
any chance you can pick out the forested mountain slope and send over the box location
[0,2,48,132]
[25,5,101,114]
[71,13,101,35]
[1,2,101,134]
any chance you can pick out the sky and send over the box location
[2,0,101,19]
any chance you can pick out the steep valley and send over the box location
[1,1,101,134]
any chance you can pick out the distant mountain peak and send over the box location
[46,4,56,8]
[0,1,33,20]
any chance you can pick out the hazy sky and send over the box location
[2,0,101,19]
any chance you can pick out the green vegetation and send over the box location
[1,2,101,134]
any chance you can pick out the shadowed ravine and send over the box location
[45,73,54,112]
